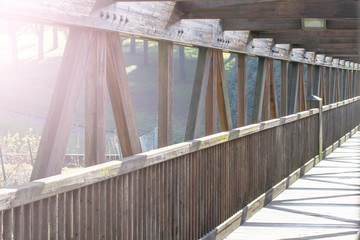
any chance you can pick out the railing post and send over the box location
[307,95,323,160]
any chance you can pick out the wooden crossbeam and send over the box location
[274,38,358,45]
[31,27,93,180]
[237,54,247,127]
[185,48,212,141]
[158,41,173,147]
[252,57,267,123]
[223,19,357,31]
[205,49,217,135]
[253,30,358,39]
[217,51,233,131]
[85,31,106,167]
[181,0,357,19]
[106,32,142,157]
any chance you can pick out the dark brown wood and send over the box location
[205,49,217,135]
[253,30,358,39]
[158,41,174,147]
[3,210,12,240]
[181,0,357,19]
[269,59,279,118]
[288,62,299,114]
[106,32,142,156]
[14,207,21,240]
[262,59,271,121]
[299,64,307,111]
[237,54,247,126]
[30,27,93,180]
[85,31,106,167]
[217,50,233,131]
[280,61,288,116]
[185,47,212,141]
[325,67,330,104]
[252,57,267,123]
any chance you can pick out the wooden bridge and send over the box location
[0,0,360,239]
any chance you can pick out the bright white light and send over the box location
[302,18,326,30]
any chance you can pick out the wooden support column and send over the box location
[319,66,325,103]
[339,69,343,100]
[31,27,93,181]
[252,57,267,123]
[106,32,141,157]
[280,61,288,116]
[85,31,106,167]
[262,59,271,121]
[269,59,279,119]
[158,41,173,147]
[299,63,307,111]
[205,49,217,135]
[307,64,314,97]
[335,69,340,102]
[288,62,299,114]
[185,48,212,141]
[237,54,247,127]
[330,68,336,103]
[313,65,320,97]
[216,50,233,131]
[325,67,330,105]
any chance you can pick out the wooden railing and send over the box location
[0,97,359,240]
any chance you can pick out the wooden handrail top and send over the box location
[0,97,358,211]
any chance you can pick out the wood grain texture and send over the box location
[85,30,106,167]
[280,61,288,116]
[185,47,212,141]
[106,32,141,156]
[252,57,267,123]
[237,54,248,127]
[30,27,93,180]
[158,41,174,147]
[205,49,217,135]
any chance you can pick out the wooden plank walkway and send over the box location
[225,132,360,240]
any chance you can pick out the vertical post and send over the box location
[330,68,336,103]
[307,64,313,96]
[339,69,343,100]
[269,59,279,119]
[237,54,247,126]
[252,57,267,123]
[205,49,217,135]
[280,61,288,116]
[313,65,320,97]
[85,31,106,167]
[307,95,323,160]
[158,41,173,147]
[325,67,330,105]
[288,62,299,114]
[262,59,271,121]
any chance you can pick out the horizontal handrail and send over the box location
[0,97,358,211]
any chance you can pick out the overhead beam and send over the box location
[223,19,357,31]
[252,30,359,39]
[181,0,357,19]
[273,38,358,45]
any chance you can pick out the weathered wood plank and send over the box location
[30,27,93,180]
[158,41,174,147]
[205,49,217,135]
[280,61,288,116]
[252,57,267,123]
[288,62,299,114]
[299,64,307,111]
[269,59,279,118]
[262,59,271,121]
[238,54,247,126]
[185,48,212,141]
[85,30,106,167]
[106,32,142,156]
[217,50,233,131]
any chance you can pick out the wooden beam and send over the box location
[307,64,313,97]
[217,50,233,131]
[253,30,358,39]
[252,57,267,123]
[205,49,217,135]
[319,66,325,102]
[313,66,321,97]
[181,0,357,19]
[269,59,279,118]
[288,62,299,114]
[106,32,142,157]
[237,53,247,127]
[185,48,212,141]
[273,38,358,45]
[30,27,93,181]
[85,31,106,167]
[280,61,288,116]
[339,69,344,100]
[325,67,330,105]
[223,19,358,31]
[262,59,271,121]
[158,41,173,147]
[299,63,307,111]
[330,68,336,103]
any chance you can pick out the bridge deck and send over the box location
[225,132,360,240]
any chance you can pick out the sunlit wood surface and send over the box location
[226,132,360,240]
